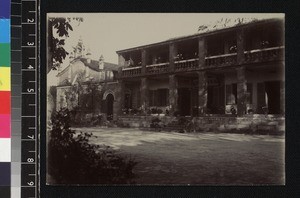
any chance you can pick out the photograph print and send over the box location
[46,13,285,185]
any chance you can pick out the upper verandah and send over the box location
[116,18,284,55]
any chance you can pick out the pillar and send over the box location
[141,49,147,74]
[198,71,207,115]
[169,43,177,72]
[140,77,148,112]
[118,54,126,66]
[237,29,245,64]
[198,37,206,68]
[169,74,178,116]
[236,67,247,116]
[114,80,125,119]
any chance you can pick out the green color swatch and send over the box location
[0,44,10,67]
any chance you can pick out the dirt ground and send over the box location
[73,127,285,185]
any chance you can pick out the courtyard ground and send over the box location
[73,127,285,185]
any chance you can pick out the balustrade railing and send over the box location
[244,46,284,63]
[205,53,237,67]
[121,66,142,77]
[120,46,284,77]
[146,62,170,74]
[175,58,199,71]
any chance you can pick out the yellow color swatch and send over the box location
[0,67,11,91]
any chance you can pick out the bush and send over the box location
[48,108,138,184]
[150,117,162,131]
[173,110,180,117]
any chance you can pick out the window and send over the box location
[157,89,168,106]
[149,89,169,106]
[149,90,156,106]
[226,83,237,105]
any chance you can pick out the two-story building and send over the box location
[114,18,285,131]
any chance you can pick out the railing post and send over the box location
[237,29,245,64]
[198,37,206,68]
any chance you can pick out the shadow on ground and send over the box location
[73,127,285,185]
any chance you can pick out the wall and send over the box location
[118,115,285,134]
[56,86,72,110]
[148,78,169,90]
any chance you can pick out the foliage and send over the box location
[173,110,181,117]
[150,117,163,131]
[198,17,258,33]
[48,108,138,184]
[48,17,83,73]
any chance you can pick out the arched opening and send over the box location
[106,94,114,120]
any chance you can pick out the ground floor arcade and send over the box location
[117,63,284,119]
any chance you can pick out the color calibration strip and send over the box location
[0,0,12,197]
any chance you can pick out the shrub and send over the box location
[48,108,138,184]
[156,109,163,115]
[150,117,162,131]
[173,110,180,117]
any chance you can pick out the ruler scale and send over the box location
[20,0,38,197]
[11,0,22,197]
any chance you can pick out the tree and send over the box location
[47,17,83,73]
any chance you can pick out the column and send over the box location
[141,49,147,74]
[237,29,245,64]
[169,43,177,72]
[198,71,207,115]
[114,80,125,119]
[198,37,206,68]
[169,74,178,115]
[140,77,148,112]
[236,66,247,116]
[118,54,126,66]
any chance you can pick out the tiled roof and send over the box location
[116,18,282,54]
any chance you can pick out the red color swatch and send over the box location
[0,91,10,114]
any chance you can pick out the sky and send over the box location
[47,13,284,86]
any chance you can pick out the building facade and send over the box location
[55,19,285,132]
[115,19,284,131]
[56,39,120,120]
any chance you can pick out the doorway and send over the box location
[265,81,281,114]
[207,85,225,114]
[178,88,191,116]
[106,94,114,120]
